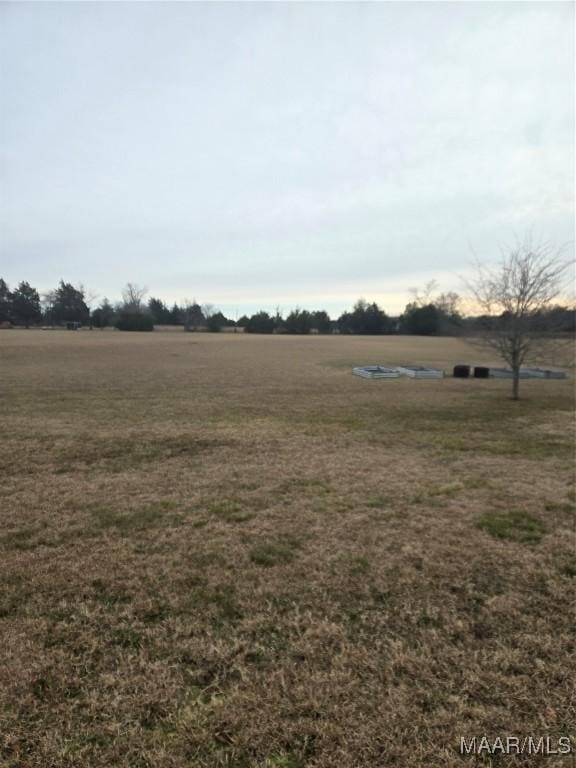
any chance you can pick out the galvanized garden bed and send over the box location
[396,365,444,379]
[352,366,400,379]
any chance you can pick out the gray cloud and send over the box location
[1,1,573,315]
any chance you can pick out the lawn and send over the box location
[0,330,574,767]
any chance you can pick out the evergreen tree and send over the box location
[52,281,89,325]
[91,299,115,328]
[337,310,353,334]
[206,311,228,332]
[169,303,183,325]
[310,310,331,333]
[284,309,312,334]
[184,302,205,329]
[338,299,390,334]
[399,303,440,335]
[0,279,12,323]
[11,281,41,328]
[245,311,275,333]
[148,297,171,325]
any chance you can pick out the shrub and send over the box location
[114,310,154,332]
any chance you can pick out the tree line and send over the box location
[0,277,573,336]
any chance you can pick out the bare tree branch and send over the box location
[463,237,572,400]
[122,283,148,311]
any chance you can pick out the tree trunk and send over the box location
[512,368,520,400]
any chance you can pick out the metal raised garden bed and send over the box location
[519,368,567,379]
[352,366,400,379]
[489,368,530,379]
[396,365,444,379]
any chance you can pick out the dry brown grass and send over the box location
[0,330,574,767]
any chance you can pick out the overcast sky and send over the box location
[0,1,573,317]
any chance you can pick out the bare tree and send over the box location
[122,283,147,310]
[201,303,215,320]
[181,298,205,331]
[41,290,57,327]
[435,291,461,317]
[408,279,438,307]
[79,283,99,329]
[465,237,572,400]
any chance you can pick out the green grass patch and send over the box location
[207,498,256,523]
[365,495,391,509]
[348,555,370,576]
[275,478,332,496]
[109,627,144,650]
[62,732,117,754]
[0,574,31,617]
[53,434,226,473]
[411,477,490,504]
[425,432,573,460]
[429,481,466,496]
[91,579,132,607]
[477,510,546,544]
[92,501,183,532]
[0,526,41,551]
[544,500,576,514]
[140,603,170,624]
[416,609,443,629]
[168,579,242,623]
[265,753,306,768]
[189,587,241,622]
[249,540,301,567]
[559,557,576,578]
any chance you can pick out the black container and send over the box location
[453,365,470,378]
[474,366,490,379]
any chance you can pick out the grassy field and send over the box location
[0,330,574,767]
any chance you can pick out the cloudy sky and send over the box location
[0,1,573,317]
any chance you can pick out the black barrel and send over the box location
[453,365,470,378]
[474,366,490,379]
